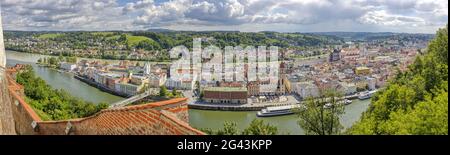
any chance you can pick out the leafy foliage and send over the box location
[296,90,345,135]
[348,25,448,135]
[15,65,108,121]
[202,119,278,135]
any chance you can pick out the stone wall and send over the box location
[0,67,16,134]
[0,9,16,135]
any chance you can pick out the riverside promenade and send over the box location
[74,75,131,98]
[188,94,360,111]
[188,95,300,111]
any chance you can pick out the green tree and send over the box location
[58,54,65,62]
[212,121,239,135]
[15,65,108,121]
[242,119,278,135]
[159,85,168,97]
[348,24,448,135]
[203,119,278,135]
[296,90,345,135]
[199,91,204,101]
[48,57,58,66]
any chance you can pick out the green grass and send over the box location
[106,35,121,40]
[38,33,64,39]
[105,34,155,46]
[126,35,154,46]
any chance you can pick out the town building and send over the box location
[247,81,260,97]
[149,73,167,88]
[367,77,376,90]
[115,82,144,96]
[355,66,371,75]
[329,49,341,62]
[291,81,320,99]
[130,74,149,86]
[203,87,248,104]
[60,62,77,71]
[340,48,360,62]
[339,82,357,95]
[165,78,196,90]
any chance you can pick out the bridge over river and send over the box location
[109,88,159,108]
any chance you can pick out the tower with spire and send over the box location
[143,62,151,76]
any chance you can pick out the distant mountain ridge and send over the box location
[308,32,435,41]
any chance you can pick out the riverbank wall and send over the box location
[74,75,131,98]
[188,104,265,111]
[189,94,361,111]
[188,102,296,111]
[4,66,204,135]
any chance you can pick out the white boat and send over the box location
[257,104,302,117]
[344,99,352,105]
[323,103,333,109]
[358,90,378,100]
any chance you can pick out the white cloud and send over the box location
[0,0,447,33]
[358,10,426,26]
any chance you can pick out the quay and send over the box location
[74,75,131,98]
[189,93,363,111]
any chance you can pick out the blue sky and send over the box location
[0,0,448,33]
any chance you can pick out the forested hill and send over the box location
[348,25,448,135]
[3,30,344,51]
[310,32,435,42]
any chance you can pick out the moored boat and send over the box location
[257,104,302,117]
[358,90,378,100]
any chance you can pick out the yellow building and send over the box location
[355,67,371,75]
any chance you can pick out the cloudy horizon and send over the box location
[0,0,448,33]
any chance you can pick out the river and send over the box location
[6,50,371,135]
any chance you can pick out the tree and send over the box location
[58,54,65,62]
[296,90,345,135]
[172,88,181,97]
[37,58,42,64]
[214,121,239,135]
[348,24,448,135]
[203,119,278,135]
[199,91,204,101]
[15,65,108,121]
[48,57,58,66]
[242,119,278,135]
[66,57,77,63]
[159,86,168,97]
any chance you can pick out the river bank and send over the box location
[6,49,172,64]
[188,93,360,111]
[74,75,131,98]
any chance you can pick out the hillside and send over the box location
[348,25,448,135]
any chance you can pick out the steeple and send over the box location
[144,62,151,75]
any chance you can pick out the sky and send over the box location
[0,0,447,33]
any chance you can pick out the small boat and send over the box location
[358,90,377,100]
[323,103,333,109]
[344,99,352,105]
[257,104,302,117]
